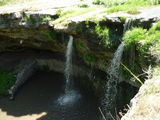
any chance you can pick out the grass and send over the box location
[93,0,160,6]
[96,0,160,14]
[124,65,160,120]
[0,0,35,6]
[106,5,140,14]
[0,69,16,95]
[52,7,94,25]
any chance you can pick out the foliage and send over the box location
[94,0,160,14]
[78,3,89,8]
[75,41,97,63]
[93,0,128,7]
[53,7,93,24]
[0,0,35,6]
[0,69,16,95]
[106,5,139,14]
[93,0,160,6]
[123,27,146,49]
[22,14,52,24]
[41,16,52,22]
[95,24,112,48]
[121,21,160,84]
[22,14,37,24]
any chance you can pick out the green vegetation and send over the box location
[53,7,94,25]
[94,0,160,14]
[0,69,16,95]
[93,0,160,6]
[22,14,53,24]
[123,28,146,49]
[121,21,160,83]
[75,41,97,63]
[41,16,52,22]
[0,0,34,6]
[95,24,112,48]
[106,5,140,14]
[42,31,56,40]
[22,14,36,24]
[78,3,89,8]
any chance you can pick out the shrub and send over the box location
[123,27,146,49]
[95,24,112,48]
[78,4,89,8]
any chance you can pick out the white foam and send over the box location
[57,90,81,106]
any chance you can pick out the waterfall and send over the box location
[103,18,133,117]
[103,43,124,113]
[65,35,73,93]
[123,18,133,33]
[57,35,81,106]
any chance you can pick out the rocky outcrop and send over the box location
[8,59,37,99]
[1,3,160,101]
[7,54,91,99]
[0,6,160,72]
[121,65,160,120]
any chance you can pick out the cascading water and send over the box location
[103,18,133,118]
[57,36,80,105]
[103,43,124,117]
[123,18,133,34]
[65,35,73,92]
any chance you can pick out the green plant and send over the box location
[95,0,160,14]
[22,14,37,24]
[42,31,56,39]
[0,69,16,95]
[53,7,93,24]
[95,24,112,48]
[75,41,97,63]
[93,0,128,6]
[83,55,97,62]
[123,27,146,49]
[0,0,35,6]
[41,16,52,22]
[78,3,89,8]
[93,0,160,6]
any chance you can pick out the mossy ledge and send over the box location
[0,7,160,85]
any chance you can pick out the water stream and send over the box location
[65,36,73,92]
[58,36,81,106]
[103,18,133,118]
[103,43,124,116]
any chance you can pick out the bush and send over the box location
[95,24,112,48]
[78,4,89,8]
[0,70,16,95]
[123,27,146,48]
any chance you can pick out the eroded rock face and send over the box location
[0,7,159,71]
[0,6,160,99]
[121,67,160,120]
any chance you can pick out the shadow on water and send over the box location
[0,71,100,120]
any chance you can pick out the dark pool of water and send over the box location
[0,71,100,120]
